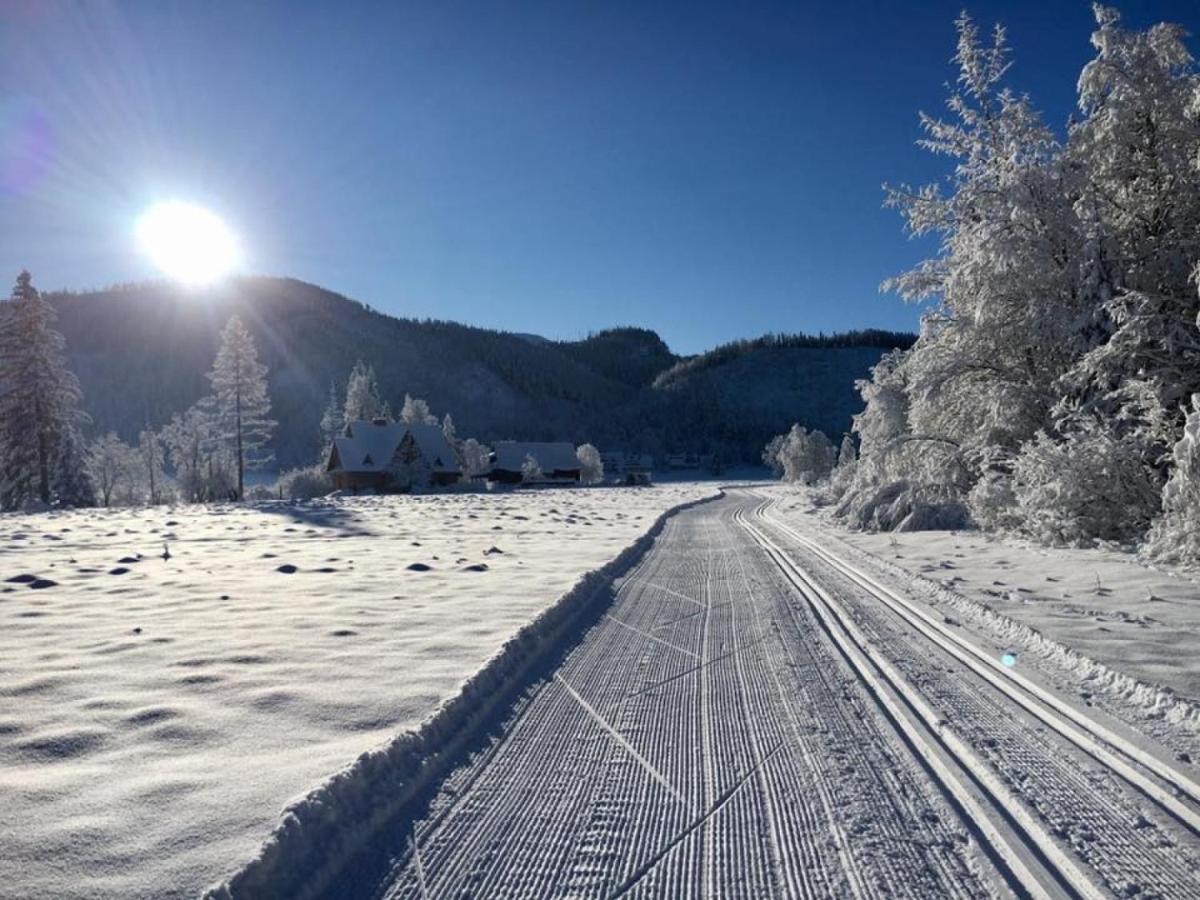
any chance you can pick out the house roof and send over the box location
[330,421,460,474]
[492,441,580,473]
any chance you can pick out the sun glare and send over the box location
[136,202,239,286]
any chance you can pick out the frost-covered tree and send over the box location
[1055,7,1200,458]
[137,428,168,505]
[761,434,786,477]
[836,434,856,468]
[0,271,89,509]
[843,7,1200,543]
[207,315,275,500]
[400,393,438,426]
[319,380,344,453]
[770,424,836,485]
[1148,393,1200,564]
[440,413,464,470]
[576,443,603,483]
[521,453,543,483]
[343,361,387,423]
[88,432,134,507]
[460,437,491,478]
[162,403,218,503]
[883,15,1083,460]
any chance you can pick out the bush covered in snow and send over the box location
[1148,395,1200,565]
[277,465,333,500]
[1010,428,1160,546]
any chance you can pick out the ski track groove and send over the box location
[374,492,1200,899]
[751,495,1200,899]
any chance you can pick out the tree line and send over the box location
[0,271,274,510]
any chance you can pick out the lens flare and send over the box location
[136,202,239,285]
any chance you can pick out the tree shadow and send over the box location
[249,499,374,537]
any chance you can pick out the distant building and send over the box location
[600,451,626,477]
[489,441,581,484]
[326,419,461,492]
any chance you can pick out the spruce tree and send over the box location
[207,315,275,500]
[319,379,344,453]
[0,271,87,509]
[53,425,96,508]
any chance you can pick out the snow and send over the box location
[0,483,717,900]
[769,485,1200,742]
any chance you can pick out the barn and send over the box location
[326,419,462,491]
[489,441,582,484]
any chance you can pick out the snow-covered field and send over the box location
[0,484,717,900]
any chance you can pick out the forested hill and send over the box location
[46,277,912,469]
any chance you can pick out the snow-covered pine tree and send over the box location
[88,432,134,507]
[53,424,96,508]
[207,315,275,500]
[400,393,438,425]
[343,361,386,424]
[0,271,88,509]
[319,380,344,454]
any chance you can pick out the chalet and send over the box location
[326,419,462,492]
[600,451,626,477]
[489,441,581,484]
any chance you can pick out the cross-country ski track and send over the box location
[255,490,1200,898]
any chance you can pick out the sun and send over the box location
[136,202,240,286]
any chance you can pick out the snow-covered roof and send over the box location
[492,441,580,473]
[331,421,460,474]
[403,423,460,473]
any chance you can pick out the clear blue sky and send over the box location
[2,1,1198,354]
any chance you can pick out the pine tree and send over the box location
[343,360,386,423]
[207,316,275,500]
[319,380,344,453]
[53,425,96,508]
[0,271,88,509]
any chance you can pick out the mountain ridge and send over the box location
[43,276,913,469]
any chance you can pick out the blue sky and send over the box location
[2,1,1198,354]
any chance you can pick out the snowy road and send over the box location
[367,490,1200,899]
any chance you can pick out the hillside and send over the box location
[45,277,911,469]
